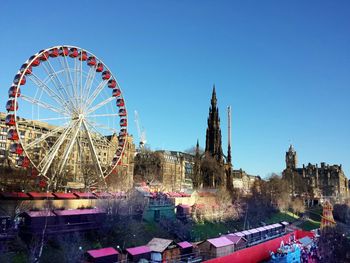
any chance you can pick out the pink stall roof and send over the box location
[27,192,54,199]
[233,232,245,237]
[178,204,191,209]
[25,211,56,217]
[248,228,260,234]
[126,245,151,256]
[242,230,252,235]
[256,227,267,232]
[52,193,77,199]
[73,192,96,199]
[53,208,105,216]
[110,192,127,198]
[0,192,29,199]
[177,241,193,249]
[87,247,119,258]
[93,192,112,198]
[207,237,233,248]
[225,234,246,244]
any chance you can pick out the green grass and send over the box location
[299,219,320,231]
[307,207,322,222]
[192,221,242,241]
[265,211,299,224]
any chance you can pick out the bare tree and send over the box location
[200,155,224,188]
[290,197,305,216]
[134,150,163,184]
[318,225,350,262]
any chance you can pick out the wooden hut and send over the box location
[199,236,234,258]
[126,245,151,262]
[177,241,194,257]
[224,234,247,251]
[147,238,179,262]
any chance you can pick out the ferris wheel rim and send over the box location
[9,45,128,184]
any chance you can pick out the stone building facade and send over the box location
[282,145,349,202]
[153,150,194,192]
[0,112,135,191]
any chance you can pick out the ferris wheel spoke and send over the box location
[84,120,114,148]
[59,55,79,111]
[23,123,69,151]
[83,66,97,106]
[39,121,76,177]
[79,50,84,111]
[82,120,106,182]
[28,73,70,113]
[85,119,117,135]
[74,57,83,112]
[41,59,75,112]
[87,113,120,118]
[86,97,115,115]
[35,116,71,122]
[84,79,108,112]
[21,94,69,116]
[57,119,83,175]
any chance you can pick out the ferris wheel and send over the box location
[5,45,127,189]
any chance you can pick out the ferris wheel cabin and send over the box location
[102,71,111,80]
[10,143,23,155]
[29,55,40,67]
[5,114,16,126]
[6,100,18,112]
[117,98,125,107]
[96,63,104,72]
[7,129,19,141]
[8,86,21,98]
[13,74,26,85]
[20,63,32,75]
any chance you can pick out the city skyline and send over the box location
[0,1,349,177]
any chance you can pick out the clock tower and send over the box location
[286,145,297,169]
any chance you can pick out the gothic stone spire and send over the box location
[205,85,223,163]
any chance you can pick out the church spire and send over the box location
[211,84,217,107]
[205,85,223,163]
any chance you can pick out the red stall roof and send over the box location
[52,193,77,199]
[0,192,29,199]
[87,247,118,258]
[126,245,151,256]
[207,237,233,248]
[27,192,54,199]
[73,192,96,199]
[53,208,105,216]
[177,241,193,249]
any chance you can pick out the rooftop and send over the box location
[147,238,174,253]
[87,247,118,258]
[126,245,151,256]
[207,237,233,248]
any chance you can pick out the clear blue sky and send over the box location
[0,1,349,178]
